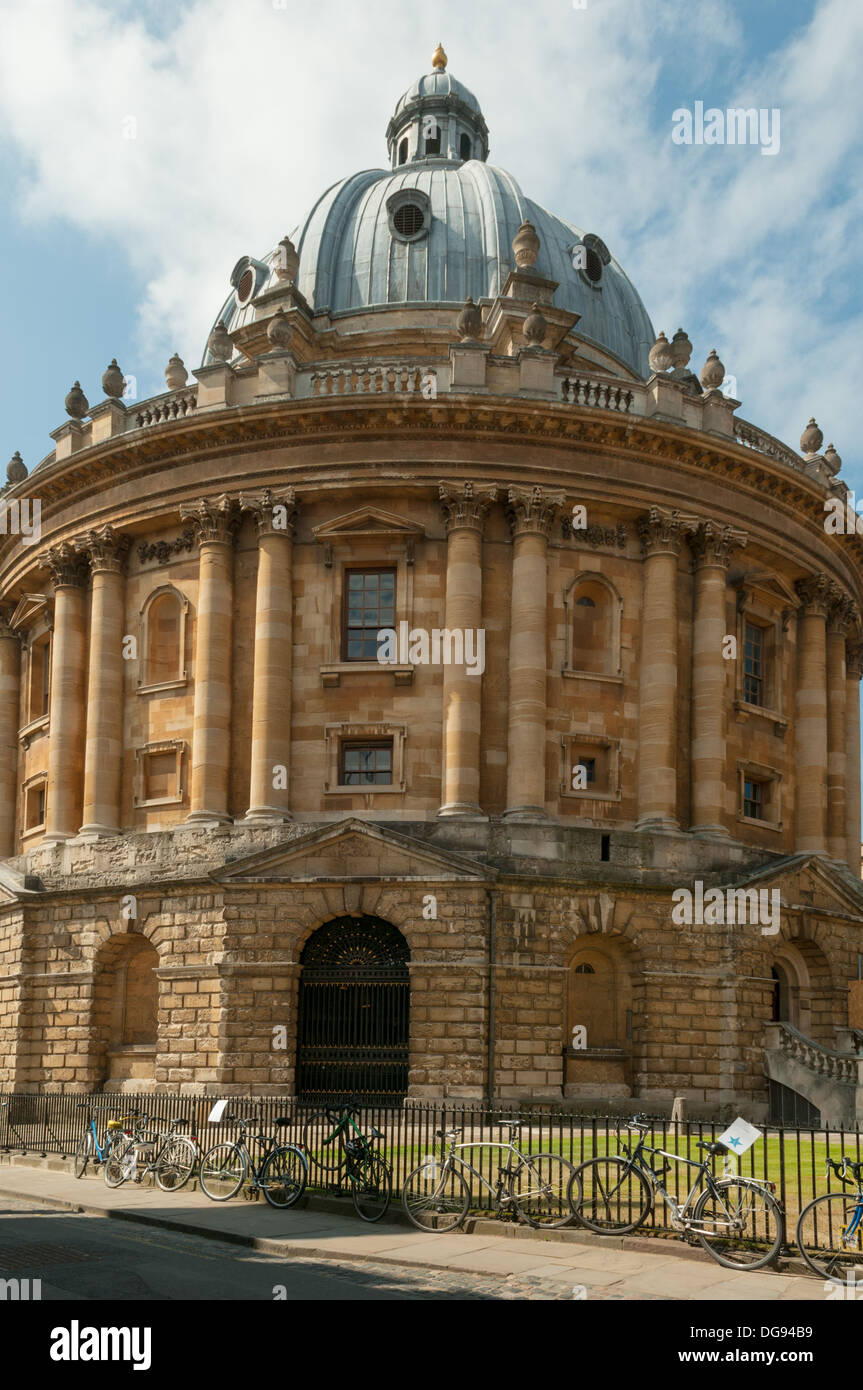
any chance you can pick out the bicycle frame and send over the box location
[437,1138,534,1208]
[617,1130,761,1234]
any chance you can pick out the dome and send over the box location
[205,56,655,378]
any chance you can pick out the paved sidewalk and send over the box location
[0,1162,828,1301]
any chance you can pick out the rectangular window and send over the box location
[144,751,177,802]
[342,569,396,661]
[25,782,46,831]
[28,635,50,722]
[744,621,765,707]
[340,740,393,786]
[743,778,764,820]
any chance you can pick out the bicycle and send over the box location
[73,1102,127,1178]
[199,1106,308,1209]
[402,1119,575,1232]
[796,1156,863,1285]
[302,1103,392,1222]
[568,1115,784,1269]
[104,1112,198,1193]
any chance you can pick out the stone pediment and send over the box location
[732,570,798,611]
[724,855,863,920]
[213,818,492,884]
[312,508,425,544]
[9,593,52,633]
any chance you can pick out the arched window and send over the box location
[574,962,595,975]
[424,122,441,156]
[460,133,471,160]
[140,587,187,690]
[564,574,622,678]
[398,137,408,165]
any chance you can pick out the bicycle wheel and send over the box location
[199,1142,246,1201]
[104,1140,137,1188]
[569,1157,652,1234]
[796,1192,863,1284]
[155,1136,198,1193]
[261,1145,308,1209]
[402,1159,470,1233]
[74,1131,94,1179]
[352,1153,392,1223]
[693,1179,784,1269]
[510,1153,575,1229]
[301,1112,348,1173]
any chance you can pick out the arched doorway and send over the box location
[564,938,634,1098]
[91,934,159,1088]
[296,916,410,1105]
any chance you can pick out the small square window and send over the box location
[340,740,393,786]
[25,782,46,831]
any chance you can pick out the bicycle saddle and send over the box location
[370,1127,383,1140]
[494,1119,521,1130]
[697,1140,727,1156]
[275,1117,291,1128]
[434,1127,462,1138]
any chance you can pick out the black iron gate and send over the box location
[296,915,410,1105]
[768,1079,821,1128]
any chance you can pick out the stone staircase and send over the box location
[764,1022,863,1128]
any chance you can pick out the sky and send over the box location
[0,0,860,496]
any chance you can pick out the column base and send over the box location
[41,831,76,845]
[77,823,121,839]
[502,805,549,822]
[688,823,730,839]
[437,802,487,819]
[244,807,292,824]
[635,814,680,833]
[184,812,233,828]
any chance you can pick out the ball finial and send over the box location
[6,451,27,484]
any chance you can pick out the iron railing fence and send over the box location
[1,1093,860,1244]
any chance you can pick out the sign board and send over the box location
[717,1116,762,1156]
[207,1098,229,1124]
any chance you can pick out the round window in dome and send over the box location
[393,204,425,238]
[237,267,255,304]
[584,248,603,284]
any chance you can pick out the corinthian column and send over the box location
[794,574,831,855]
[826,595,856,862]
[504,485,564,819]
[0,608,21,857]
[437,482,497,818]
[636,508,687,831]
[845,640,863,875]
[687,522,747,836]
[78,526,131,835]
[242,489,298,821]
[180,495,239,824]
[44,543,89,841]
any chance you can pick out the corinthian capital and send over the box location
[240,487,299,539]
[637,506,694,558]
[795,573,837,617]
[827,591,859,635]
[179,495,241,546]
[46,542,89,590]
[439,481,498,534]
[0,604,16,640]
[75,524,132,574]
[506,485,565,538]
[687,520,748,569]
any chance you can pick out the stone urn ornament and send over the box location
[700,349,725,391]
[275,235,299,284]
[513,219,540,269]
[670,328,693,369]
[65,381,90,419]
[6,451,27,484]
[267,308,294,350]
[208,321,233,364]
[456,297,483,341]
[800,418,824,456]
[523,302,547,346]
[165,353,189,391]
[648,331,674,374]
[101,359,125,399]
[823,443,842,475]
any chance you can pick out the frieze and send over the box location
[137,531,196,566]
[561,518,628,549]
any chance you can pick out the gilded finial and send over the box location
[432,42,447,71]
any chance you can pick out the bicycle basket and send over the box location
[106,1120,124,1132]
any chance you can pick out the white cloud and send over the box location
[0,0,858,470]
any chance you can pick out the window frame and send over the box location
[324,723,407,795]
[736,759,782,831]
[21,773,48,838]
[339,738,395,787]
[341,566,398,663]
[133,740,186,809]
[137,586,189,696]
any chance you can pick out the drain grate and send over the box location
[0,1242,103,1270]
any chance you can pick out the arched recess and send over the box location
[769,938,836,1044]
[564,936,635,1097]
[296,915,410,1105]
[139,585,188,691]
[563,572,622,678]
[91,933,160,1088]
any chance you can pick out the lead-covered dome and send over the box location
[206,50,654,377]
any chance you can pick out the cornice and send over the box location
[2,395,862,593]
